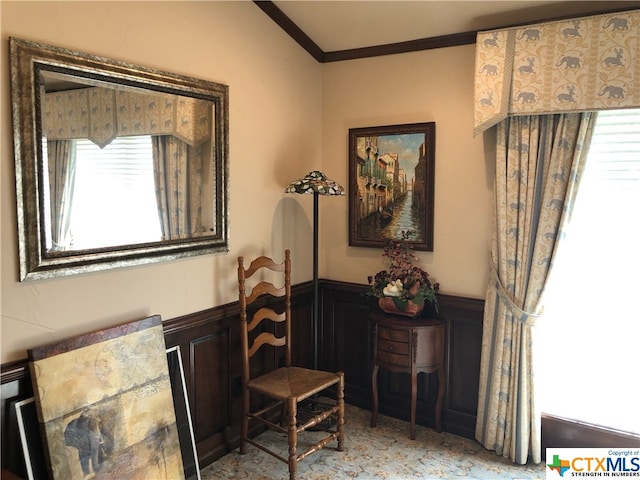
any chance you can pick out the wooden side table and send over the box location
[370,310,446,440]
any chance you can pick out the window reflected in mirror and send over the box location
[42,136,162,251]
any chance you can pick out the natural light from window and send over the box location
[44,135,162,251]
[72,136,161,249]
[536,109,640,435]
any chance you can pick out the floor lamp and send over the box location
[285,171,345,370]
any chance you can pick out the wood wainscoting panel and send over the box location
[319,281,374,408]
[5,280,637,478]
[163,307,236,467]
[319,281,485,440]
[1,280,483,478]
[438,294,484,438]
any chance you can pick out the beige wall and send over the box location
[0,1,324,362]
[0,1,493,364]
[320,49,494,297]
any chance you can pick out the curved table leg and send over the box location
[435,366,445,433]
[370,364,379,428]
[410,366,417,440]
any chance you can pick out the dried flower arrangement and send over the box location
[368,230,439,317]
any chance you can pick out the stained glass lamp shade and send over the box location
[284,170,345,196]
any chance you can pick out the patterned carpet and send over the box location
[201,403,545,480]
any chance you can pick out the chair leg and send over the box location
[337,372,345,452]
[239,389,249,455]
[287,396,298,480]
[280,400,288,427]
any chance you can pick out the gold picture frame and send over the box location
[348,122,436,251]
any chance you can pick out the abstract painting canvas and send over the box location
[28,315,184,480]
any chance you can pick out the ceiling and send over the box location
[269,1,638,54]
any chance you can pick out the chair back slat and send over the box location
[244,255,286,277]
[247,307,286,333]
[248,331,286,358]
[246,281,286,305]
[238,250,292,380]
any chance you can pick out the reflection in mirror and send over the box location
[10,38,229,280]
[40,71,217,251]
[42,135,162,251]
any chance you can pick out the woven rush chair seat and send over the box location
[247,366,340,400]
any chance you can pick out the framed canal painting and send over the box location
[348,122,435,251]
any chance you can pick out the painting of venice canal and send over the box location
[349,123,435,251]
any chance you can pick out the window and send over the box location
[536,109,640,434]
[44,136,162,251]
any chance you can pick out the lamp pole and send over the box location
[312,191,319,370]
[284,171,345,372]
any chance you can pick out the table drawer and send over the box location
[378,339,409,355]
[378,326,409,343]
[377,350,410,368]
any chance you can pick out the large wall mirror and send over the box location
[10,37,229,281]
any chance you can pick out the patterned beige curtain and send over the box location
[474,9,639,134]
[152,136,204,240]
[42,87,211,147]
[475,112,596,464]
[47,139,75,251]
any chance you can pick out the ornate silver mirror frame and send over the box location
[10,37,229,281]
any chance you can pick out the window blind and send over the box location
[537,109,640,434]
[75,135,155,184]
[586,109,640,189]
[71,135,161,249]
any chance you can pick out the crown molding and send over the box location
[253,0,324,62]
[254,1,640,63]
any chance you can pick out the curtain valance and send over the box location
[42,87,212,148]
[474,9,639,134]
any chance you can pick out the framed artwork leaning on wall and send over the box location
[348,122,436,251]
[27,315,186,480]
[14,345,200,480]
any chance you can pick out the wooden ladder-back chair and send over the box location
[237,249,345,480]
